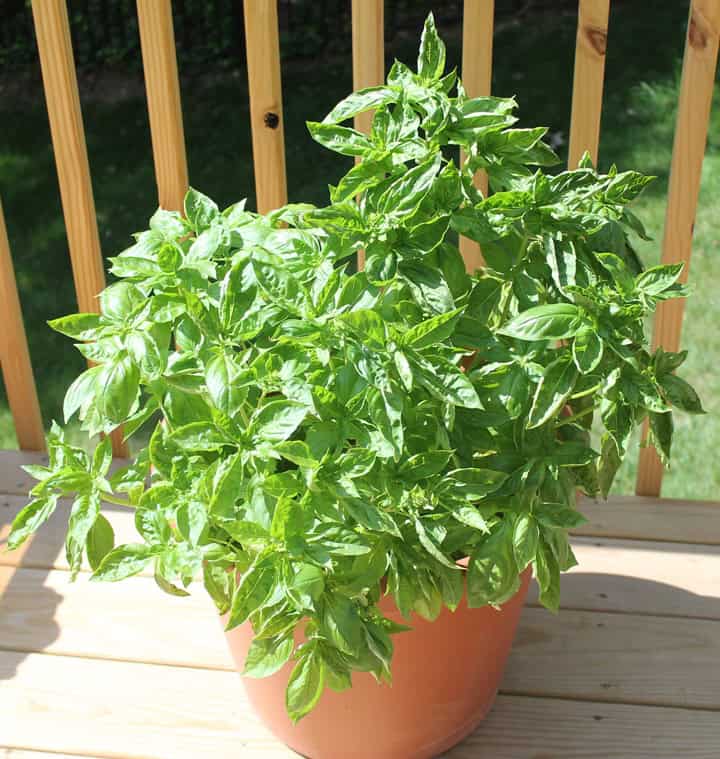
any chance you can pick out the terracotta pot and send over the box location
[223,567,532,759]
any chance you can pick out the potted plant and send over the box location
[8,13,703,759]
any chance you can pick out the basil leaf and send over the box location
[91,543,155,582]
[286,648,325,723]
[499,304,586,341]
[528,355,578,429]
[243,635,295,678]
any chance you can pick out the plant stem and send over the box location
[555,406,595,428]
[101,493,135,508]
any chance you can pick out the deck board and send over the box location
[1,449,719,757]
[3,651,720,759]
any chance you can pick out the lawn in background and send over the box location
[0,2,717,499]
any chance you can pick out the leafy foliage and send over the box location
[7,14,701,721]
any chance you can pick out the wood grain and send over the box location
[568,0,610,167]
[506,606,720,709]
[351,0,384,270]
[31,0,127,458]
[636,0,720,497]
[2,651,719,759]
[3,537,719,670]
[136,0,189,212]
[576,494,720,544]
[448,694,720,758]
[0,200,44,451]
[243,0,287,214]
[459,0,494,271]
[528,536,720,619]
[352,0,385,137]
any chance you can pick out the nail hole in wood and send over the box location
[264,112,280,129]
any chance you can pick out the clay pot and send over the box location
[223,567,532,759]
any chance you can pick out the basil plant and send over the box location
[9,15,702,721]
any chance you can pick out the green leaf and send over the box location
[7,496,58,551]
[86,513,115,571]
[96,356,140,424]
[572,329,603,373]
[226,564,275,629]
[63,365,101,423]
[649,411,673,465]
[307,122,374,157]
[206,352,248,415]
[446,468,508,499]
[659,374,704,414]
[402,308,461,349]
[512,514,539,570]
[243,635,295,678]
[286,648,325,723]
[169,421,229,451]
[379,154,442,217]
[534,538,560,612]
[288,563,325,608]
[467,527,520,607]
[527,355,578,429]
[322,86,396,125]
[415,518,458,569]
[48,313,101,340]
[91,543,155,582]
[499,304,586,341]
[535,502,588,529]
[184,187,219,231]
[66,492,101,577]
[400,451,452,480]
[252,400,307,443]
[417,13,446,81]
[636,263,684,296]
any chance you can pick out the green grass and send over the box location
[0,2,717,498]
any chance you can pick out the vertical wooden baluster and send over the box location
[568,0,610,167]
[137,0,189,212]
[243,0,288,214]
[352,0,384,269]
[32,0,127,457]
[636,0,720,496]
[460,0,495,273]
[0,199,45,451]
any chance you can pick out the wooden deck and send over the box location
[1,450,719,758]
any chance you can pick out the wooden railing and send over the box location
[0,0,718,496]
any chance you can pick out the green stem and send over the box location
[101,493,135,508]
[555,405,595,428]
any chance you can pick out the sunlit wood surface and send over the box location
[1,450,718,758]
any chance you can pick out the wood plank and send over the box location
[0,451,48,495]
[459,0,494,271]
[0,752,109,759]
[567,0,610,167]
[351,0,384,271]
[448,694,720,758]
[505,606,720,710]
[243,0,287,215]
[636,0,720,497]
[3,536,719,671]
[0,565,232,670]
[2,651,719,759]
[528,536,720,619]
[576,495,720,545]
[0,199,44,451]
[137,0,189,212]
[31,0,127,458]
[352,0,384,138]
[0,652,291,759]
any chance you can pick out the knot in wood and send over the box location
[584,26,607,56]
[688,13,708,50]
[264,112,280,129]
